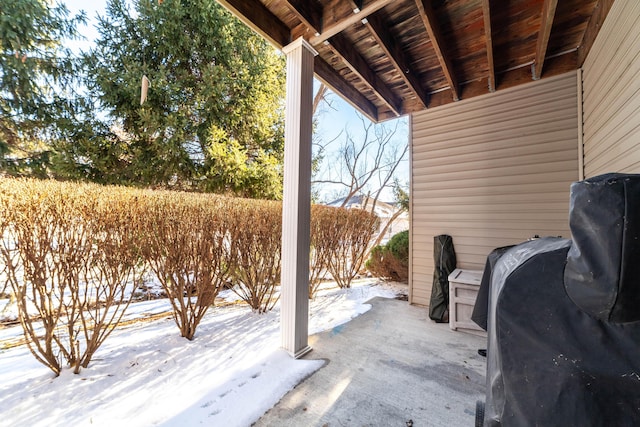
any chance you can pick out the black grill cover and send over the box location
[564,173,640,323]
[471,245,513,331]
[429,234,456,322]
[483,173,640,426]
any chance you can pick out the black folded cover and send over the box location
[429,234,456,322]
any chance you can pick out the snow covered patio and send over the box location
[256,296,486,426]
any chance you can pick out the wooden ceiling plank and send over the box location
[363,11,430,108]
[314,56,379,122]
[430,51,577,108]
[532,0,559,80]
[327,32,403,116]
[216,0,290,48]
[481,0,495,92]
[282,0,323,35]
[309,0,395,45]
[577,0,615,67]
[415,0,460,101]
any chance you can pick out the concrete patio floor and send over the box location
[255,297,487,426]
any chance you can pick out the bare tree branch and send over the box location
[313,84,329,116]
[312,92,409,253]
[369,205,406,249]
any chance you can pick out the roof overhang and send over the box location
[217,0,614,123]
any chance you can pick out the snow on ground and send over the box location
[0,280,406,427]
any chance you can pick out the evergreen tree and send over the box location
[80,0,286,197]
[0,0,85,177]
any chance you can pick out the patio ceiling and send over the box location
[216,0,612,123]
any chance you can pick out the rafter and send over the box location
[303,0,395,46]
[327,33,403,116]
[218,0,385,122]
[429,51,577,109]
[362,11,430,108]
[282,0,323,35]
[577,0,615,67]
[415,0,460,101]
[284,0,401,115]
[481,0,495,92]
[314,57,378,122]
[532,0,558,80]
[216,0,290,48]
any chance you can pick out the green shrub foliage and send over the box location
[366,230,409,282]
[386,230,409,264]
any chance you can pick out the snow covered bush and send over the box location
[140,192,233,340]
[365,230,409,282]
[0,179,146,376]
[227,199,282,313]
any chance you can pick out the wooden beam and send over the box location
[216,0,290,48]
[287,0,403,117]
[481,0,495,92]
[305,0,395,45]
[282,0,323,35]
[577,0,615,67]
[429,51,577,109]
[362,11,430,108]
[327,33,403,116]
[314,56,379,122]
[415,0,460,101]
[218,0,379,121]
[532,0,558,80]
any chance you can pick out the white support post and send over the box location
[281,37,317,359]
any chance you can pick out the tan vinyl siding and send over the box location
[582,0,640,177]
[410,72,578,306]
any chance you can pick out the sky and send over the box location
[0,279,406,426]
[61,0,409,203]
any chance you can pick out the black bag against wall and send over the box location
[429,234,456,322]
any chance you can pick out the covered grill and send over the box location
[478,173,640,426]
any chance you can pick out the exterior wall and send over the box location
[582,0,640,177]
[410,72,578,306]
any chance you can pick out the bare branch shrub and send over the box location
[228,199,282,313]
[325,207,379,288]
[0,179,145,376]
[140,192,232,340]
[309,205,338,299]
[77,188,147,367]
[0,181,16,299]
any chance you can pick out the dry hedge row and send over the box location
[0,180,146,375]
[0,178,378,375]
